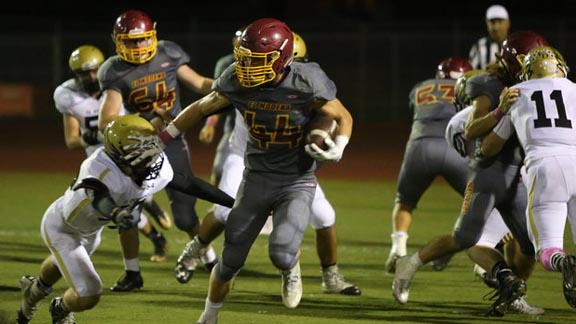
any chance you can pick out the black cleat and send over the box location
[485,273,526,317]
[110,271,143,292]
[150,233,168,262]
[49,297,76,324]
[562,254,576,308]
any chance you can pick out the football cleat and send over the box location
[561,254,576,308]
[49,297,76,324]
[196,311,218,324]
[321,265,361,296]
[150,232,168,262]
[110,271,143,292]
[485,272,526,317]
[474,264,499,289]
[281,261,303,308]
[174,236,204,283]
[509,296,545,315]
[392,256,418,304]
[385,252,401,274]
[17,275,51,324]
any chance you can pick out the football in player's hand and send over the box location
[306,114,337,151]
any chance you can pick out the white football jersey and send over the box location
[54,79,125,156]
[59,147,173,234]
[445,105,474,158]
[493,77,576,166]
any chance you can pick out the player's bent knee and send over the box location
[453,232,479,250]
[78,295,101,311]
[269,250,298,270]
[214,261,241,282]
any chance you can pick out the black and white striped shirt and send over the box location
[468,36,501,70]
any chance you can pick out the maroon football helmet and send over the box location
[113,10,157,64]
[436,57,473,80]
[234,18,294,87]
[497,31,549,83]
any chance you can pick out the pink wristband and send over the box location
[158,130,173,145]
[206,116,218,127]
[491,108,504,121]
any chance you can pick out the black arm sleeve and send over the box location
[168,173,235,208]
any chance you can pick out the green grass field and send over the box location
[0,171,574,323]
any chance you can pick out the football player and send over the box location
[480,45,576,309]
[54,44,171,264]
[97,10,232,291]
[393,31,548,316]
[16,116,173,324]
[385,57,473,273]
[158,18,353,323]
[176,31,361,296]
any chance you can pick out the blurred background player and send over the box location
[179,31,361,296]
[158,18,354,323]
[16,115,173,324]
[393,31,549,316]
[480,45,576,309]
[98,10,233,292]
[54,45,170,264]
[385,57,472,273]
[469,4,511,70]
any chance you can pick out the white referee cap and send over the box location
[486,5,509,20]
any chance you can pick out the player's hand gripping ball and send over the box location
[305,114,337,150]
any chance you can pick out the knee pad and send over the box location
[269,249,298,271]
[214,260,241,283]
[538,247,565,271]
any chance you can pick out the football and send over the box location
[305,114,337,151]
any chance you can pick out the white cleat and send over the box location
[196,311,218,324]
[281,261,303,308]
[392,256,418,304]
[509,296,545,315]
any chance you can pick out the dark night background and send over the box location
[1,0,576,123]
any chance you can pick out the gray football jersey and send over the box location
[408,78,457,140]
[214,61,337,174]
[98,40,189,119]
[213,53,236,144]
[466,72,524,167]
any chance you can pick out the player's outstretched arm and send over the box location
[159,91,230,145]
[167,173,234,208]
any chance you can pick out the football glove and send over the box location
[82,129,103,146]
[99,205,134,229]
[305,135,349,162]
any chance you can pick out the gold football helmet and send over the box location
[293,32,308,63]
[519,46,569,81]
[454,69,483,111]
[68,45,104,72]
[104,115,163,183]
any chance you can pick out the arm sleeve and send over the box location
[168,173,235,208]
